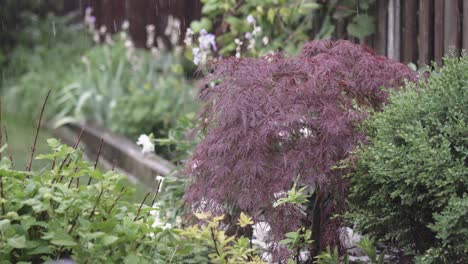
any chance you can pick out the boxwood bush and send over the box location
[348,55,467,262]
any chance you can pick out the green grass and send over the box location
[2,112,151,204]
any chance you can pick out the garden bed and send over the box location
[50,122,174,186]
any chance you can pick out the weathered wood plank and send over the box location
[434,0,445,65]
[402,0,418,63]
[463,0,468,50]
[387,0,401,60]
[375,0,388,55]
[388,0,396,59]
[444,0,461,55]
[127,0,147,47]
[51,123,175,186]
[418,0,433,66]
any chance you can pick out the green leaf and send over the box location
[46,138,61,149]
[0,219,11,232]
[237,212,254,227]
[226,16,248,33]
[124,253,140,264]
[7,236,27,248]
[347,14,375,40]
[27,245,52,255]
[102,235,119,245]
[190,18,213,33]
[267,9,276,23]
[50,231,77,247]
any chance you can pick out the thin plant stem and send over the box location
[58,127,84,171]
[3,124,13,167]
[27,90,51,172]
[88,138,103,186]
[88,188,104,220]
[0,177,4,215]
[108,187,124,214]
[134,191,150,221]
[147,179,162,217]
[210,227,221,258]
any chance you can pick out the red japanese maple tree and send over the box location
[185,40,416,259]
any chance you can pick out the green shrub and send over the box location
[415,195,468,263]
[0,139,160,263]
[348,55,468,261]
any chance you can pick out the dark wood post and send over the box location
[444,0,462,56]
[375,0,388,56]
[401,0,418,64]
[418,0,433,66]
[434,0,445,65]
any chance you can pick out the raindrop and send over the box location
[52,20,56,36]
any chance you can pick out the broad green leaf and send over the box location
[0,219,11,232]
[50,231,77,247]
[46,138,61,149]
[347,14,375,40]
[7,236,27,248]
[102,235,119,245]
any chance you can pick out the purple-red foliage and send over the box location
[185,40,416,257]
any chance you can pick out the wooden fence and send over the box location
[77,0,202,48]
[73,0,466,66]
[371,0,468,66]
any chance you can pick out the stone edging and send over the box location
[50,123,175,186]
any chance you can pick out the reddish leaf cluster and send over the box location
[185,40,416,258]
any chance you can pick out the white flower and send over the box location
[192,47,201,65]
[246,14,256,25]
[235,38,243,58]
[262,36,269,45]
[124,40,133,49]
[156,175,164,191]
[121,20,130,30]
[120,31,127,40]
[146,24,155,33]
[156,37,167,51]
[93,32,100,43]
[253,26,262,36]
[85,7,93,16]
[99,25,107,35]
[136,134,155,154]
[184,28,194,46]
[151,47,159,57]
[245,32,252,40]
[150,202,172,230]
[198,30,217,51]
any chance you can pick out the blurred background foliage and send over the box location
[190,0,376,56]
